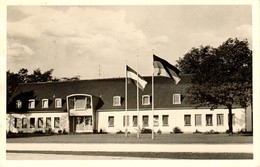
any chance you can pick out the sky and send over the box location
[7,5,252,79]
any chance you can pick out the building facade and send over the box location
[6,76,252,134]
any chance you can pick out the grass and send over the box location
[7,150,253,159]
[6,133,253,144]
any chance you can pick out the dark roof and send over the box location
[8,75,193,113]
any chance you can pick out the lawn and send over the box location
[6,133,253,144]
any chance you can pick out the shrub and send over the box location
[157,129,162,134]
[193,129,202,134]
[141,128,152,134]
[58,130,62,134]
[63,129,68,134]
[46,128,54,134]
[204,129,219,134]
[7,130,14,135]
[116,130,124,134]
[34,130,44,134]
[173,127,183,134]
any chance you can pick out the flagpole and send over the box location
[152,54,155,140]
[125,60,128,137]
[137,55,140,138]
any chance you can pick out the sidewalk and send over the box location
[6,143,253,153]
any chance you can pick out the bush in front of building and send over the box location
[193,129,202,134]
[204,129,219,134]
[34,130,45,134]
[116,130,124,134]
[141,128,152,134]
[63,129,68,134]
[173,127,183,134]
[157,129,162,134]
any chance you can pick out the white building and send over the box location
[6,75,252,134]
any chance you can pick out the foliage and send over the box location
[173,127,183,134]
[34,130,45,134]
[141,128,152,134]
[7,68,81,101]
[116,130,124,134]
[204,129,219,134]
[63,129,68,134]
[193,129,202,134]
[177,38,252,134]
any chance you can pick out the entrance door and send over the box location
[75,116,93,133]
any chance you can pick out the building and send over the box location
[6,75,252,134]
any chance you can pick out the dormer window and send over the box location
[113,96,121,106]
[28,99,35,109]
[173,94,181,104]
[142,95,151,105]
[42,99,49,108]
[16,100,22,109]
[67,95,92,110]
[55,98,62,108]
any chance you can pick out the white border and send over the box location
[1,1,259,167]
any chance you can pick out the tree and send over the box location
[7,70,19,101]
[7,68,57,101]
[7,68,82,101]
[178,38,252,135]
[27,68,54,83]
[176,45,214,74]
[60,75,81,81]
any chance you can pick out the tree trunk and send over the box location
[228,106,233,136]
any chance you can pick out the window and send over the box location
[142,95,150,105]
[184,115,191,126]
[142,115,149,126]
[14,118,20,128]
[173,94,181,104]
[154,115,159,126]
[133,116,138,127]
[123,115,129,127]
[162,115,169,126]
[30,118,35,128]
[28,99,35,109]
[42,99,49,108]
[73,96,91,109]
[108,116,114,127]
[46,117,51,128]
[75,97,86,109]
[54,117,60,128]
[217,114,224,126]
[16,100,22,109]
[85,116,92,126]
[195,114,202,126]
[86,97,91,108]
[22,118,28,128]
[55,98,62,108]
[206,114,213,126]
[113,96,121,106]
[38,118,43,128]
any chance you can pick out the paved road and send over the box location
[6,143,253,153]
[6,153,161,160]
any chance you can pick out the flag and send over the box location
[153,54,181,84]
[126,65,147,91]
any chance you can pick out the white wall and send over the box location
[6,108,247,134]
[97,108,246,134]
[6,112,69,133]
